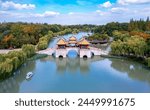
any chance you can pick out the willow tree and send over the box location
[127,36,147,57]
[111,35,147,57]
[22,44,35,58]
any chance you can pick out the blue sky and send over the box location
[0,0,150,24]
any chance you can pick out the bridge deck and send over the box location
[37,47,108,58]
[37,48,55,55]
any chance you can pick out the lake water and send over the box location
[0,32,150,93]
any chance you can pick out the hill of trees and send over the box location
[109,17,150,67]
[93,17,150,36]
[0,23,62,49]
[0,23,95,49]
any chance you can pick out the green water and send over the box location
[0,32,150,93]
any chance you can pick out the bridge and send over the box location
[37,47,108,58]
[37,36,108,58]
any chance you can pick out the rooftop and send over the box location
[78,38,90,45]
[69,36,77,41]
[57,38,67,45]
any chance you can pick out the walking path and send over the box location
[0,49,21,54]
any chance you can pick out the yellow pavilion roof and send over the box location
[57,38,67,45]
[69,36,77,41]
[78,38,90,45]
[68,40,77,44]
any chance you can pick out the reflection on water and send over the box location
[110,58,150,84]
[67,50,78,59]
[0,56,150,93]
[56,57,90,74]
[0,61,36,92]
[0,32,150,93]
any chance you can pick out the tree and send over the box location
[22,44,35,58]
[88,33,110,41]
[0,54,5,62]
[0,59,13,77]
[37,41,48,50]
[12,57,20,70]
[146,38,150,56]
[0,50,27,79]
[146,17,150,31]
[148,57,150,67]
[111,35,147,57]
[127,36,147,56]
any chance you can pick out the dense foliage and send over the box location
[148,58,150,67]
[88,33,109,41]
[0,50,27,79]
[0,23,50,49]
[37,31,53,50]
[93,22,128,36]
[111,35,147,57]
[128,18,150,32]
[111,34,150,67]
[0,23,94,49]
[0,44,36,80]
[93,17,150,36]
[22,44,36,58]
[110,17,150,67]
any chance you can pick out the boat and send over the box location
[26,72,34,79]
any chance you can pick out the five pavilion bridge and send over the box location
[37,36,108,58]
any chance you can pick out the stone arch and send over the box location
[83,55,88,59]
[59,55,63,58]
[52,52,55,57]
[67,50,79,58]
[66,47,79,56]
[91,52,94,57]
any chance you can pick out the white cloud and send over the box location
[1,1,35,10]
[0,10,60,19]
[111,7,128,13]
[118,0,150,5]
[0,1,150,25]
[31,11,60,17]
[0,9,150,25]
[96,10,106,16]
[100,1,112,8]
[0,10,27,18]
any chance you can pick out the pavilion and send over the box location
[77,38,90,49]
[56,36,90,49]
[56,38,67,49]
[68,36,77,46]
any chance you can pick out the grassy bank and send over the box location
[28,54,48,61]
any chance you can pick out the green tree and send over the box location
[22,44,35,58]
[111,35,147,57]
[148,57,150,67]
[37,41,48,50]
